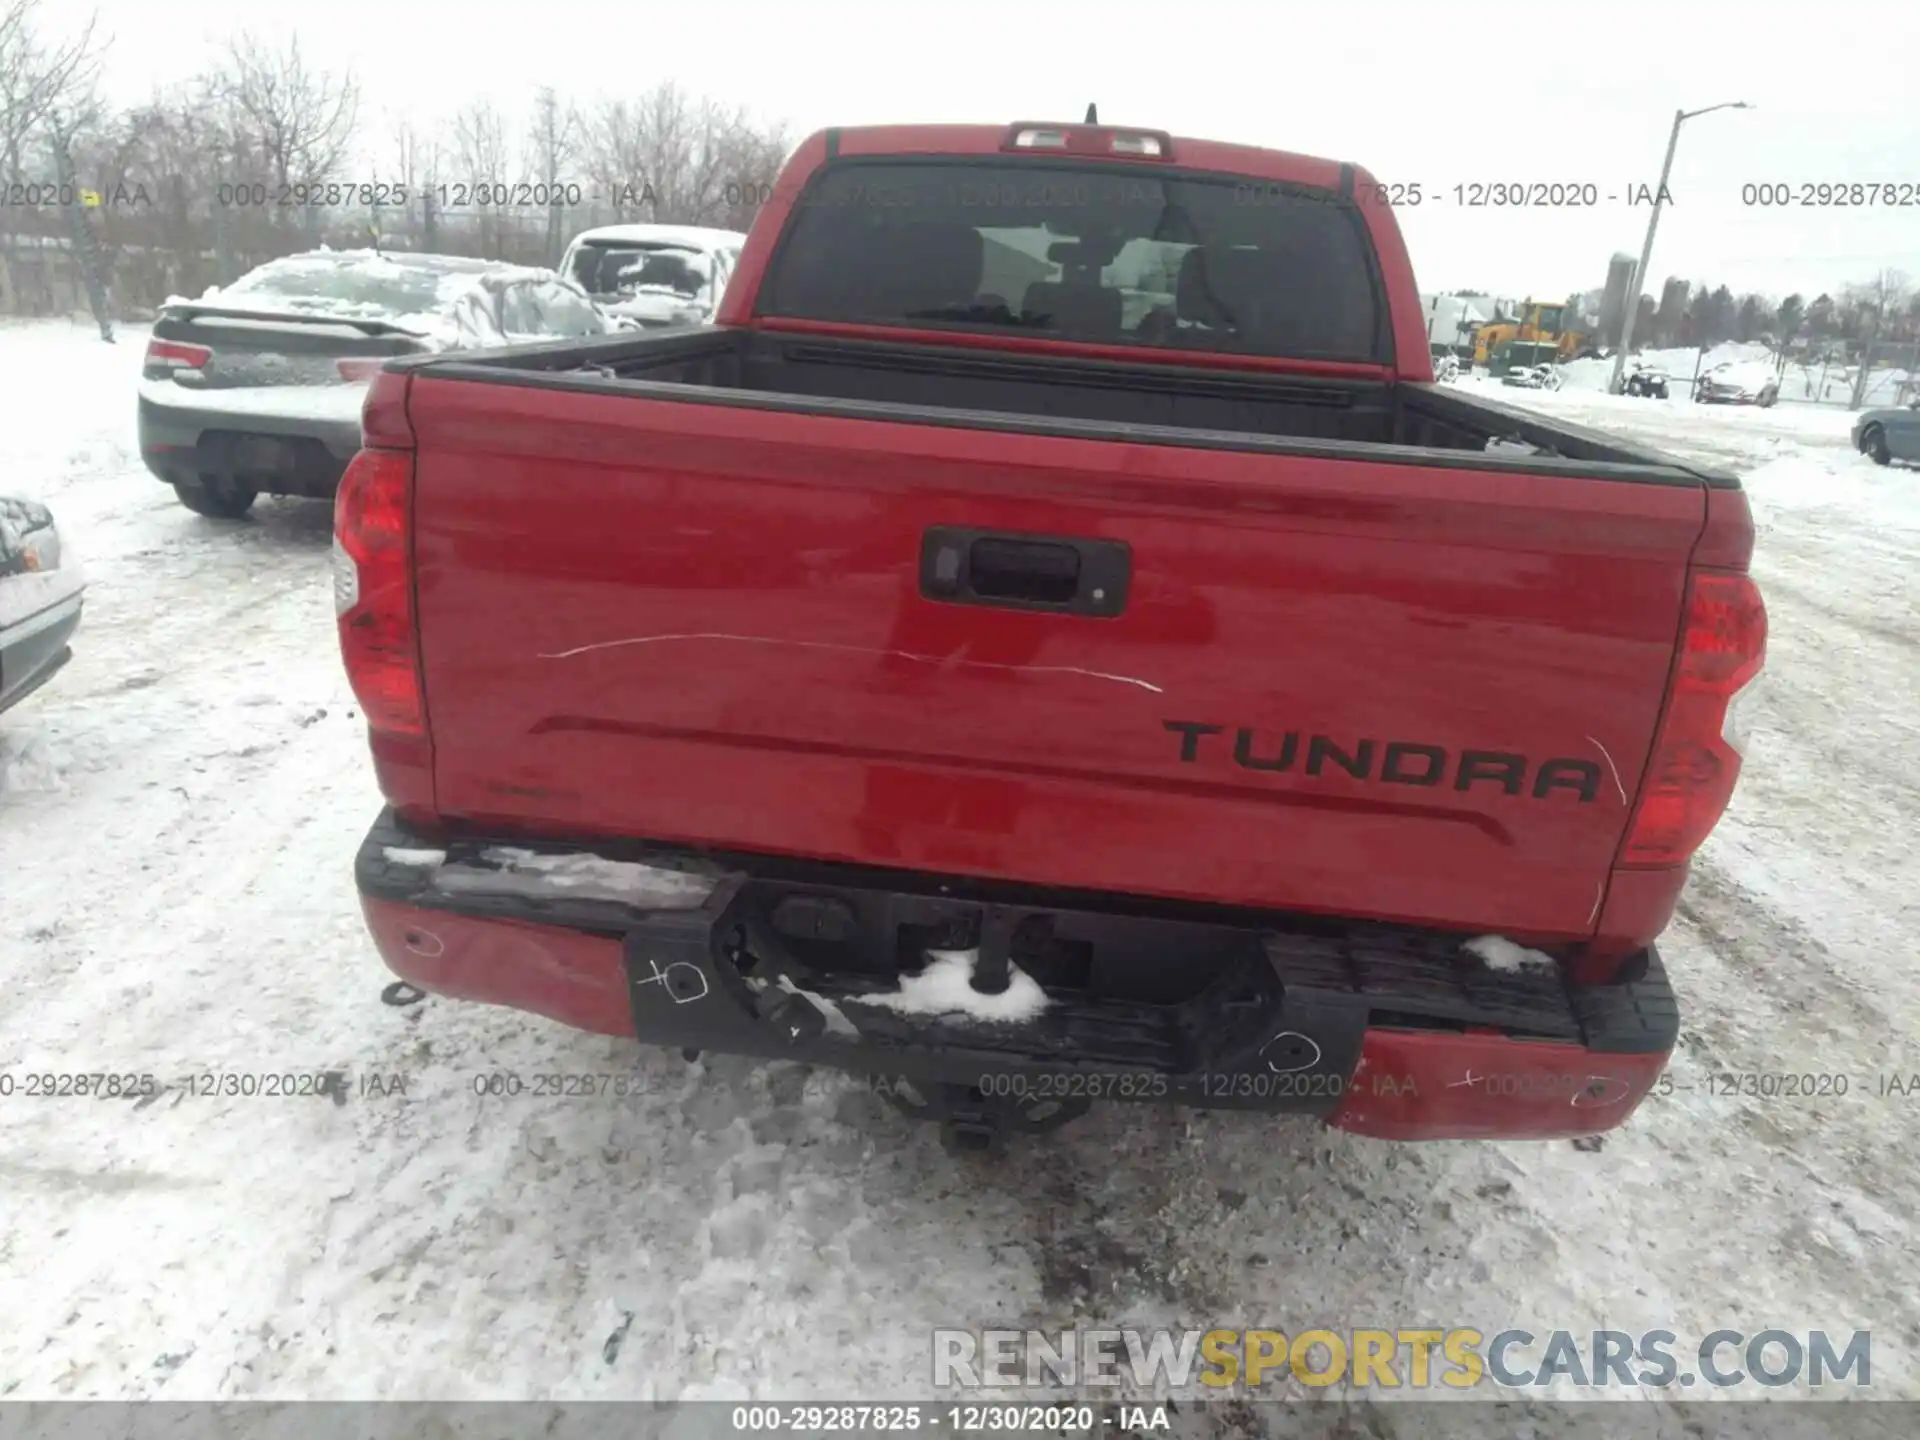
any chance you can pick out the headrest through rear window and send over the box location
[1201,245,1374,357]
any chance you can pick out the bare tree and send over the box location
[0,0,100,187]
[388,114,447,251]
[3,56,807,317]
[581,97,646,222]
[580,82,788,230]
[708,105,788,231]
[449,99,511,256]
[105,89,221,294]
[1847,268,1912,411]
[526,86,577,265]
[211,34,357,240]
[381,113,426,248]
[0,2,107,329]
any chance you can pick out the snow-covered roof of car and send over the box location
[565,224,747,252]
[165,249,572,343]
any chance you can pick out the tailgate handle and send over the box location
[920,527,1131,617]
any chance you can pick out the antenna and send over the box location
[1085,103,1098,124]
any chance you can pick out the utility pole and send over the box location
[1609,101,1751,395]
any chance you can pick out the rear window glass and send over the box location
[570,244,712,299]
[759,160,1388,363]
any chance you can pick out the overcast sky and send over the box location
[73,0,1920,301]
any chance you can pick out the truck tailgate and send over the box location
[407,376,1704,939]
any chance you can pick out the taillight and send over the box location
[334,448,423,738]
[144,338,211,377]
[337,358,384,382]
[1620,571,1767,866]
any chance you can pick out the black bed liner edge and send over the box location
[385,330,1738,491]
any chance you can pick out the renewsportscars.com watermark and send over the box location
[932,1328,1871,1392]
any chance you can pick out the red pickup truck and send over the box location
[336,120,1765,1153]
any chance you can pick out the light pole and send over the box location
[1608,101,1751,395]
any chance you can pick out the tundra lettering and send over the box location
[1165,721,1603,803]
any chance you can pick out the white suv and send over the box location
[558,224,748,329]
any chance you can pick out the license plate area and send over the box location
[618,872,1377,1114]
[231,435,295,472]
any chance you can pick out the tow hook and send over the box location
[875,1080,1094,1157]
[942,1117,1004,1158]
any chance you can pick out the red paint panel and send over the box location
[408,376,1701,942]
[362,897,633,1038]
[1327,1028,1669,1141]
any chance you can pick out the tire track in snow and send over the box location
[1674,854,1888,1055]
[1754,569,1920,657]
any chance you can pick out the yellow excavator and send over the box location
[1474,300,1590,373]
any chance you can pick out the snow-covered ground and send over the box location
[1,318,1915,1411]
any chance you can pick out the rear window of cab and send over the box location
[758,159,1391,364]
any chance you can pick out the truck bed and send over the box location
[428,326,1731,481]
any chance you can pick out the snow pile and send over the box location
[429,846,720,908]
[774,975,860,1038]
[1556,341,1775,395]
[381,846,447,867]
[1555,341,1914,409]
[855,947,1052,1023]
[1463,934,1558,974]
[1704,358,1780,392]
[1554,356,1635,392]
[0,321,149,514]
[0,730,67,794]
[1779,361,1913,407]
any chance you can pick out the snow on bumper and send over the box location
[353,810,1679,1140]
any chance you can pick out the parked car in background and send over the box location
[138,249,616,519]
[1694,360,1780,407]
[1623,363,1670,399]
[558,224,747,329]
[1501,363,1562,391]
[1852,396,1920,466]
[0,497,84,716]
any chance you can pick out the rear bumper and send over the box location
[137,390,363,497]
[0,588,83,714]
[353,809,1679,1141]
